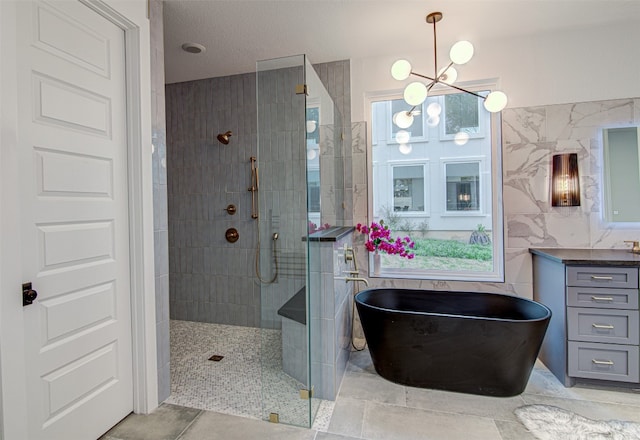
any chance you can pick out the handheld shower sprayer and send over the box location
[248,157,258,219]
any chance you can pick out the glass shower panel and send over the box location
[256,55,311,428]
[256,54,340,428]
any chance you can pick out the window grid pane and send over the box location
[391,99,424,138]
[444,93,479,135]
[393,165,424,212]
[446,162,480,211]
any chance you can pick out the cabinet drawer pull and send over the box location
[592,359,614,366]
[591,296,614,302]
[592,323,615,330]
[591,275,614,281]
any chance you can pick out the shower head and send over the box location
[217,131,233,145]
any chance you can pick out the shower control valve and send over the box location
[223,204,237,215]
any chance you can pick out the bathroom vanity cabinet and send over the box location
[531,248,640,387]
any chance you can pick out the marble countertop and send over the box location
[530,248,640,266]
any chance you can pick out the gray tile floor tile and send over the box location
[315,432,362,440]
[524,367,575,398]
[406,387,526,423]
[105,325,640,440]
[101,403,201,440]
[361,401,502,440]
[339,372,406,406]
[326,397,365,438]
[554,382,640,406]
[494,420,537,440]
[179,410,316,440]
[345,349,376,375]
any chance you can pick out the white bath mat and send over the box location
[515,404,640,440]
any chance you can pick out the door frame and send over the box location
[0,1,158,438]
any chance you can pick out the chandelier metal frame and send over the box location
[392,11,507,117]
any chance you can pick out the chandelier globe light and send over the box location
[391,59,412,81]
[404,82,428,106]
[449,41,474,65]
[391,11,507,125]
[393,110,414,129]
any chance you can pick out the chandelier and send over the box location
[391,12,507,129]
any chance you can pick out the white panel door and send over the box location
[17,1,133,438]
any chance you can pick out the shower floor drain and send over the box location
[208,354,224,362]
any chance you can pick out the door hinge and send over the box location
[295,84,307,95]
[299,387,313,399]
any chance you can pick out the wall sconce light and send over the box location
[551,153,580,207]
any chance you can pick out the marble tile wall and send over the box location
[150,0,170,403]
[502,97,640,297]
[313,60,352,226]
[350,97,640,299]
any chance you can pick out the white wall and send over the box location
[351,20,640,122]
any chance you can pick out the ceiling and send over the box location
[163,0,640,84]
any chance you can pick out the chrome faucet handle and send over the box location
[624,240,640,254]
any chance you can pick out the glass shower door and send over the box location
[256,55,313,427]
[256,54,341,428]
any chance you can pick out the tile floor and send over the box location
[164,320,327,426]
[103,322,640,440]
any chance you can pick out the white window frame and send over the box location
[365,83,504,283]
[442,157,485,216]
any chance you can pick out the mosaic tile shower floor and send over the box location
[165,320,332,428]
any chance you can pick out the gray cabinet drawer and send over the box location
[566,266,639,288]
[567,287,639,309]
[567,307,639,344]
[568,341,639,382]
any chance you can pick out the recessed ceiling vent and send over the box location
[181,42,206,54]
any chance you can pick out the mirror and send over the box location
[602,126,640,222]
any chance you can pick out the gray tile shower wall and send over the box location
[166,71,260,327]
[150,0,170,403]
[256,64,307,329]
[166,60,352,328]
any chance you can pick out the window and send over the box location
[389,99,425,142]
[368,87,504,282]
[445,161,481,212]
[307,169,320,212]
[392,164,426,212]
[440,92,486,141]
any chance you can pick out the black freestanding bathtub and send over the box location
[355,288,551,397]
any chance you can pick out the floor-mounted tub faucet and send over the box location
[343,276,369,287]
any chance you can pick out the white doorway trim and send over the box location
[0,0,158,437]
